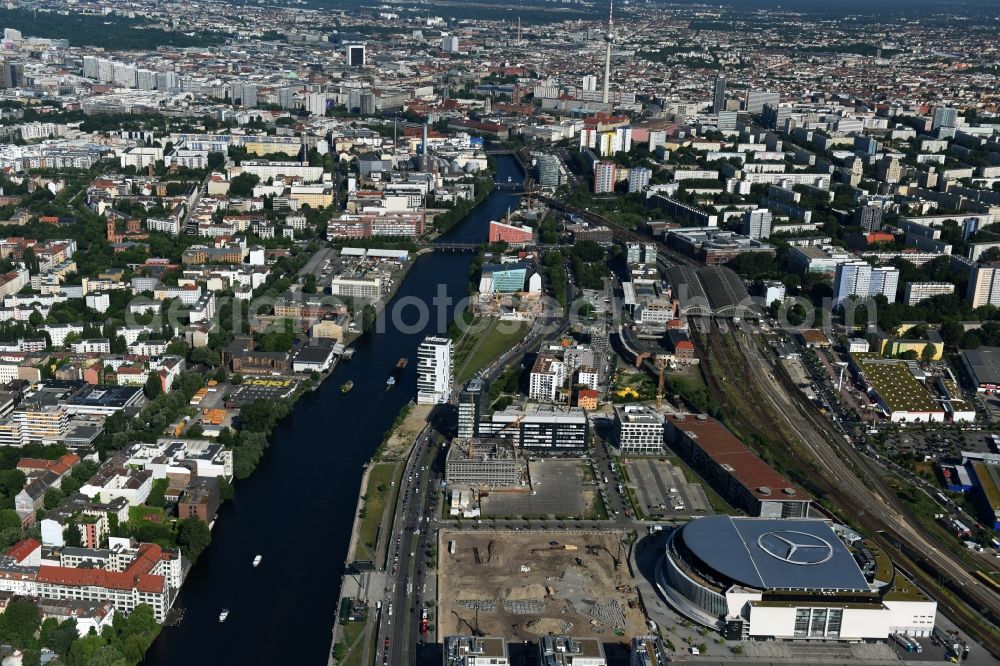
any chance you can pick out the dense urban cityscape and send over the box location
[0,0,992,664]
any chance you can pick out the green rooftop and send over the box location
[856,357,940,415]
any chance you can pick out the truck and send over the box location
[420,608,428,635]
[892,633,920,653]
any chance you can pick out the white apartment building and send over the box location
[529,355,567,402]
[968,265,1000,308]
[416,337,453,405]
[41,323,84,348]
[833,261,898,305]
[903,282,955,306]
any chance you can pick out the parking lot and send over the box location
[227,377,299,406]
[625,458,712,517]
[480,460,589,518]
[881,428,996,462]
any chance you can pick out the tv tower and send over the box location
[601,0,614,105]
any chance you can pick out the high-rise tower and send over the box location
[712,73,726,113]
[602,0,614,105]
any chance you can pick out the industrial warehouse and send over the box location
[655,516,937,642]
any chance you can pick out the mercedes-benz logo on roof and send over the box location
[757,531,834,565]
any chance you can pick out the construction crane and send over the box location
[495,414,525,451]
[654,355,669,412]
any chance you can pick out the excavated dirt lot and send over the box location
[437,530,645,642]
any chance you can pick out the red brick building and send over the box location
[488,220,534,245]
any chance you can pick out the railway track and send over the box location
[694,322,1000,656]
[533,194,701,268]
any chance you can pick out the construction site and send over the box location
[437,530,646,643]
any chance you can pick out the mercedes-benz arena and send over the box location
[656,516,936,641]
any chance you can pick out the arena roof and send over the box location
[680,516,870,592]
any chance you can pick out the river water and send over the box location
[142,156,523,665]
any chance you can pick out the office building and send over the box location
[903,282,955,306]
[742,208,773,240]
[535,154,562,188]
[329,276,382,299]
[581,75,598,92]
[712,73,726,113]
[746,90,779,115]
[529,355,567,402]
[478,262,528,295]
[230,81,257,108]
[488,220,533,245]
[82,56,99,79]
[657,515,936,640]
[932,107,957,131]
[441,35,460,53]
[345,44,365,67]
[716,111,738,131]
[1,61,24,89]
[416,336,452,405]
[833,261,898,305]
[0,401,69,447]
[626,242,657,266]
[614,405,664,454]
[478,404,589,452]
[155,71,179,91]
[277,87,298,110]
[458,379,484,440]
[628,167,651,193]
[853,206,883,232]
[761,103,790,130]
[539,636,606,666]
[664,413,811,518]
[444,636,509,666]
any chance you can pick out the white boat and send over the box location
[252,555,262,567]
[219,609,229,623]
[386,376,396,387]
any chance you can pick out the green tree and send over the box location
[228,172,260,197]
[63,524,82,548]
[40,617,77,656]
[0,598,40,647]
[921,344,937,363]
[981,246,1000,263]
[143,373,162,399]
[146,478,168,508]
[177,518,211,561]
[22,246,39,274]
[206,151,226,171]
[82,645,126,666]
[0,509,21,532]
[43,486,64,510]
[67,634,105,666]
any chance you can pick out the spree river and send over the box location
[142,155,524,665]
